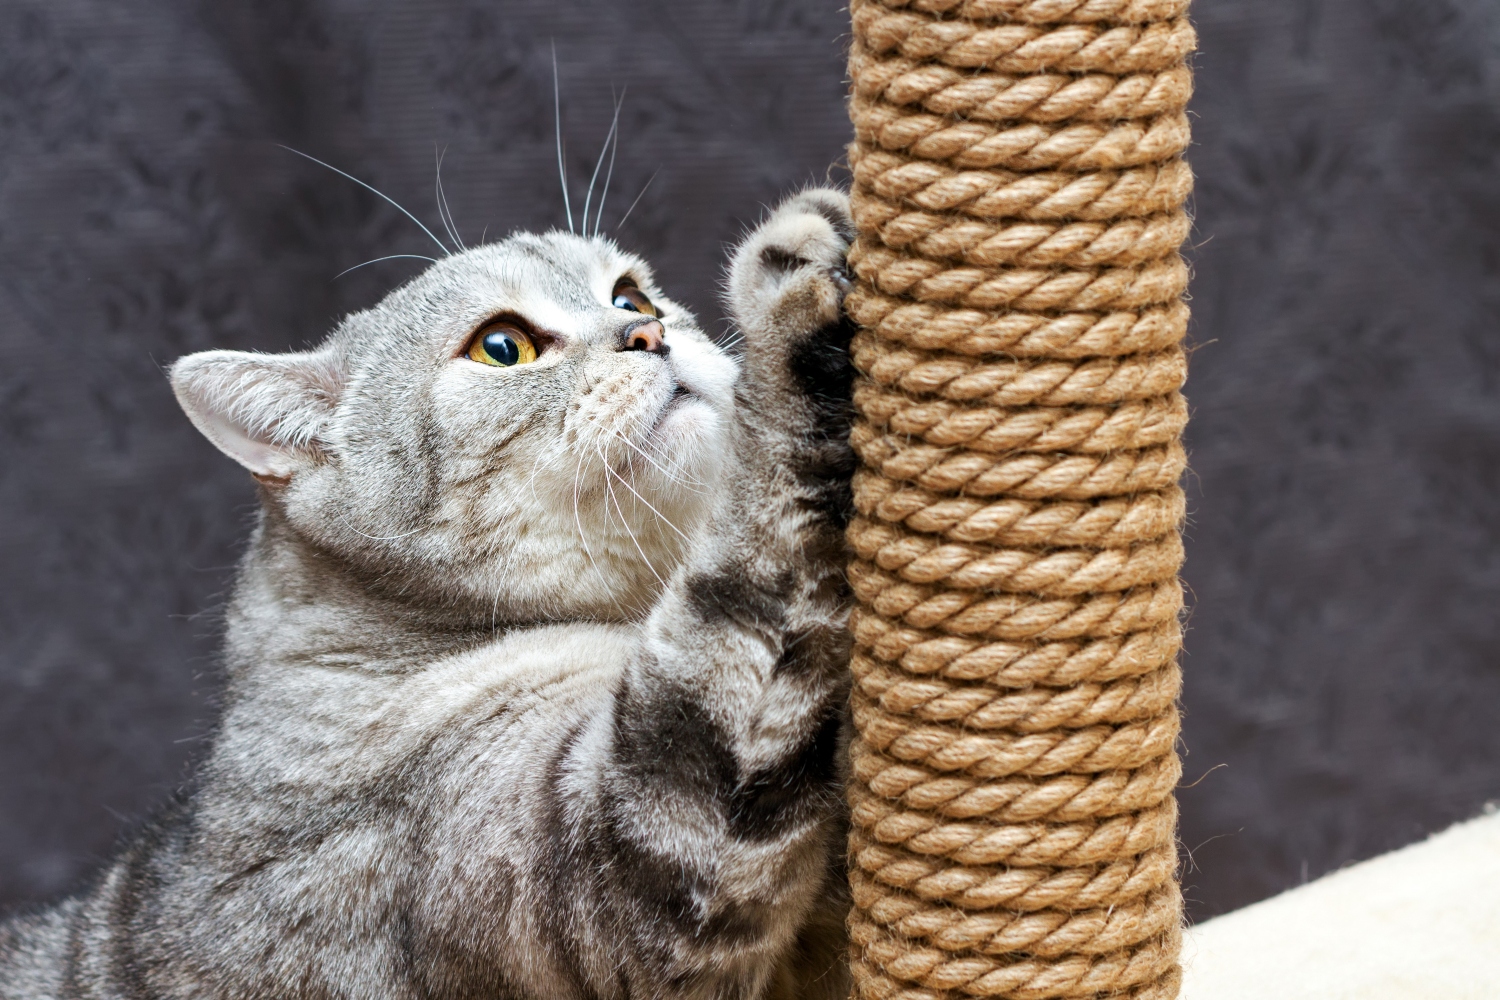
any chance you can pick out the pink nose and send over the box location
[623,320,668,355]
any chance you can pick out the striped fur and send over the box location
[0,190,856,1000]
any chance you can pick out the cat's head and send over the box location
[171,232,738,622]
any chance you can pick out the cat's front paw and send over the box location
[724,188,856,514]
[726,188,854,351]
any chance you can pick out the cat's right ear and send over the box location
[170,349,344,480]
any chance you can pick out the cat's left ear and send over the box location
[170,348,344,480]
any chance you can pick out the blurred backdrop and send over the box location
[2,0,1498,921]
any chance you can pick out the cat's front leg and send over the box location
[581,190,856,999]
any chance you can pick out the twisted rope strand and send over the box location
[852,3,1197,74]
[854,388,1188,455]
[852,339,1187,406]
[854,692,1179,778]
[848,876,1180,959]
[850,201,1192,268]
[851,242,1187,311]
[852,147,1193,221]
[852,475,1187,546]
[848,516,1184,594]
[851,102,1190,171]
[850,431,1187,499]
[851,926,1180,999]
[853,97,1190,171]
[854,656,1181,732]
[851,56,1192,124]
[847,289,1189,357]
[849,782,1177,862]
[864,0,1191,25]
[853,748,1182,824]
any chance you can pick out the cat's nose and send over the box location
[620,319,669,356]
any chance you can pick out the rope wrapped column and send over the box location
[841,2,1196,998]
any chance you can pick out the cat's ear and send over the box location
[170,348,344,479]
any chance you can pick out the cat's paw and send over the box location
[724,188,856,509]
[725,188,855,431]
[726,188,854,351]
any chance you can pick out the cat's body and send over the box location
[0,189,858,1000]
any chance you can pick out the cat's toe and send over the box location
[776,188,855,246]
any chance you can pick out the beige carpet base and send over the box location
[1182,810,1500,999]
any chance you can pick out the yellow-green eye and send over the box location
[467,324,538,367]
[611,280,658,317]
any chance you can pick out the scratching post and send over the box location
[842,2,1196,998]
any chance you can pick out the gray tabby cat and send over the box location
[0,187,857,1000]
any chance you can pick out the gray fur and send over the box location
[0,189,857,1000]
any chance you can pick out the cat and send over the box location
[0,186,858,1000]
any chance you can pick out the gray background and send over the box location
[1,0,1496,922]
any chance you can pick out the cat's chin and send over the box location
[652,386,718,443]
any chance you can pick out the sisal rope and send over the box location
[843,1,1194,998]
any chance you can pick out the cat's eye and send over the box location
[467,323,538,367]
[611,280,658,317]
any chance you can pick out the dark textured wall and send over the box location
[1,1,1497,923]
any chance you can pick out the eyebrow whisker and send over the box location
[279,145,451,256]
[435,145,466,251]
[552,43,575,235]
[333,255,440,279]
[615,167,660,235]
[582,89,625,241]
[592,89,625,238]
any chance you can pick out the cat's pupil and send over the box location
[612,294,641,313]
[483,331,521,366]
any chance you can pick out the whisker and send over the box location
[552,43,575,234]
[615,168,660,234]
[572,448,605,586]
[280,145,450,256]
[525,444,563,506]
[435,145,466,251]
[605,460,690,543]
[582,90,624,242]
[333,254,439,279]
[592,89,625,238]
[598,441,667,590]
[606,425,707,491]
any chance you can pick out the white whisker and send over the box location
[606,425,707,492]
[571,448,605,586]
[582,91,624,242]
[615,168,660,234]
[435,146,466,251]
[598,441,667,590]
[552,43,574,234]
[604,459,690,543]
[333,255,439,279]
[592,90,625,238]
[280,145,450,256]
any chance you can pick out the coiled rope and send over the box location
[843,1,1195,998]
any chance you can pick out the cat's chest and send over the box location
[390,622,637,736]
